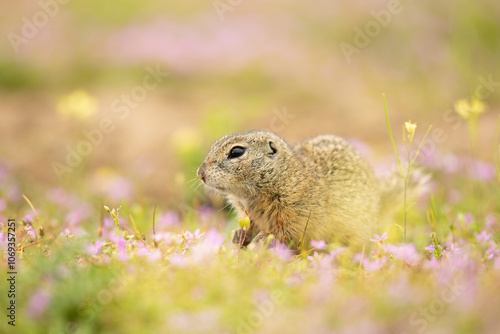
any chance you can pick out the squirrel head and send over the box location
[197,130,294,198]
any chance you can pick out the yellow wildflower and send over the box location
[404,120,417,143]
[454,99,470,120]
[57,90,98,119]
[470,98,486,115]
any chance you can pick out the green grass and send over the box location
[1,124,500,334]
[2,2,500,332]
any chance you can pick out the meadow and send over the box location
[1,106,500,333]
[1,1,500,334]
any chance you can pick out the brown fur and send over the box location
[197,130,383,249]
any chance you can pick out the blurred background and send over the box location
[1,0,499,210]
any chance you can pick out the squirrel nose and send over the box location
[197,165,206,183]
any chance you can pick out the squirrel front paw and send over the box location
[231,228,253,246]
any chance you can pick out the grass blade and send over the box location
[383,94,403,177]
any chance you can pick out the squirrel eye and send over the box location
[228,146,246,159]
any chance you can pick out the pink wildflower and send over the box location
[307,251,320,262]
[476,230,491,243]
[87,239,104,255]
[393,244,421,266]
[310,239,327,250]
[370,232,388,242]
[485,242,499,260]
[424,244,435,252]
[60,228,72,238]
[26,289,51,319]
[25,225,36,238]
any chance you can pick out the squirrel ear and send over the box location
[268,141,278,155]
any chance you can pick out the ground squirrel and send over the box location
[197,130,393,249]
